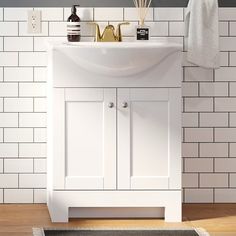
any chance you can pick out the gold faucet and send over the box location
[89,22,130,42]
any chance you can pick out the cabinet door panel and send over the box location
[131,101,169,177]
[118,88,181,190]
[66,102,104,177]
[53,88,116,190]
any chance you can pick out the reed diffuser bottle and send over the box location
[133,0,152,40]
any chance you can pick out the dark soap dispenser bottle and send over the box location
[67,5,81,42]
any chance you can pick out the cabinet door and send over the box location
[117,88,181,190]
[53,88,116,190]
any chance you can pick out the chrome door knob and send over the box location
[122,102,128,108]
[108,102,114,108]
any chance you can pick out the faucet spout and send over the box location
[89,21,130,42]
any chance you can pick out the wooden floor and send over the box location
[0,204,235,236]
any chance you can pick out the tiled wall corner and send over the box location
[0,7,235,203]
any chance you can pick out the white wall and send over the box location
[0,7,235,203]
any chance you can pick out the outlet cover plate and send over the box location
[28,10,42,34]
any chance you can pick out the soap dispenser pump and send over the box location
[67,4,81,42]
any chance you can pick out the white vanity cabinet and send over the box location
[53,88,181,191]
[47,41,182,223]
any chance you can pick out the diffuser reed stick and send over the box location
[133,0,152,26]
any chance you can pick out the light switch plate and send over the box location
[28,10,42,34]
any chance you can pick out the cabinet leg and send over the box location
[165,203,182,222]
[48,203,69,223]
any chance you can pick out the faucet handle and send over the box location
[87,22,100,29]
[118,21,130,26]
[87,22,101,42]
[87,22,98,25]
[116,22,130,42]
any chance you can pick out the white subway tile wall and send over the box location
[0,7,235,203]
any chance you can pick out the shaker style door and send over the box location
[53,88,116,190]
[117,88,181,190]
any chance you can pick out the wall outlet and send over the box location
[28,10,42,34]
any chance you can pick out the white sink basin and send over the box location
[52,41,182,77]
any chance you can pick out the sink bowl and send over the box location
[52,41,182,77]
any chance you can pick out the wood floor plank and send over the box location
[0,204,235,235]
